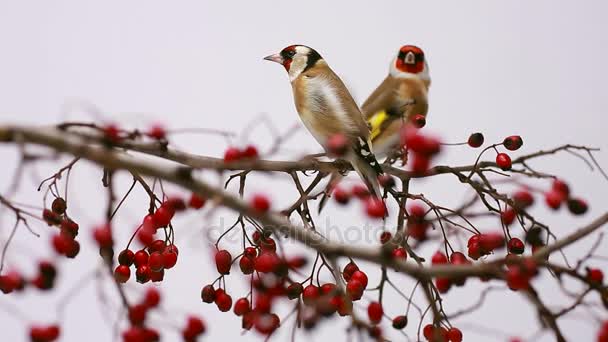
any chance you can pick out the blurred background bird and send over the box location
[318,45,431,211]
[364,45,431,158]
[264,45,384,198]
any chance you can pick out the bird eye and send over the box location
[287,50,296,58]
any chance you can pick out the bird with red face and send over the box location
[264,45,383,198]
[364,45,431,158]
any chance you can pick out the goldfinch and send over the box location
[264,45,383,197]
[364,45,431,158]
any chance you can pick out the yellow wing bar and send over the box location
[368,110,388,140]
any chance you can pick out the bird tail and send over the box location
[317,172,343,213]
[349,137,383,198]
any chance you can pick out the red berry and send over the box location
[250,194,271,213]
[143,287,161,308]
[136,265,151,284]
[432,251,448,265]
[552,179,570,197]
[367,301,383,324]
[60,219,79,238]
[134,250,149,268]
[215,250,232,275]
[254,313,280,335]
[333,187,351,205]
[182,315,206,340]
[118,249,135,266]
[496,153,512,171]
[351,270,368,288]
[450,252,469,265]
[503,135,523,151]
[411,114,426,128]
[327,134,349,156]
[223,147,242,162]
[513,189,534,208]
[30,325,60,342]
[51,197,67,215]
[286,283,304,300]
[0,271,24,294]
[378,174,395,188]
[103,123,121,142]
[545,190,564,210]
[302,284,320,305]
[114,265,131,283]
[479,232,505,252]
[147,124,166,140]
[287,255,307,269]
[201,285,216,303]
[392,315,408,329]
[586,267,604,284]
[408,203,427,220]
[93,224,113,248]
[467,132,484,148]
[254,252,280,273]
[164,197,186,212]
[506,266,530,291]
[501,208,516,225]
[468,241,482,260]
[508,238,525,255]
[128,304,148,325]
[392,247,408,260]
[321,283,337,295]
[51,234,70,255]
[150,269,164,282]
[188,193,206,209]
[435,277,451,293]
[42,209,61,226]
[238,256,254,274]
[215,291,232,312]
[567,198,588,215]
[423,324,435,340]
[365,197,386,218]
[447,327,463,342]
[153,206,174,228]
[148,252,164,272]
[137,227,155,247]
[342,262,359,282]
[234,297,250,316]
[380,231,392,244]
[410,154,430,175]
[162,250,178,269]
[241,145,259,159]
[346,279,364,300]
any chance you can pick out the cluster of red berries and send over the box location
[406,202,430,241]
[467,232,505,260]
[422,324,463,342]
[544,179,588,214]
[431,251,472,293]
[29,324,60,342]
[223,145,259,162]
[331,183,387,218]
[121,287,165,341]
[0,260,58,294]
[401,125,441,175]
[495,135,523,171]
[200,230,312,335]
[379,232,408,260]
[42,197,80,259]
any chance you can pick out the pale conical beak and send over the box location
[263,53,284,64]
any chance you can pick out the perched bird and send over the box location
[264,45,383,197]
[363,45,431,158]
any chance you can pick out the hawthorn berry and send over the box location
[118,249,135,266]
[162,250,178,269]
[410,154,430,175]
[254,293,272,313]
[250,194,271,213]
[586,267,604,284]
[327,134,348,156]
[51,234,70,255]
[241,145,259,159]
[114,265,131,283]
[182,315,206,340]
[128,304,147,325]
[153,205,174,228]
[496,153,512,171]
[506,266,530,291]
[567,198,588,215]
[234,297,250,316]
[552,178,570,197]
[432,251,448,265]
[392,315,408,329]
[350,270,369,288]
[447,327,463,342]
[93,224,113,248]
[467,132,484,148]
[392,247,408,260]
[513,189,534,208]
[146,124,166,140]
[148,252,164,272]
[302,285,321,305]
[479,232,505,252]
[188,193,206,209]
[143,287,161,308]
[378,174,395,188]
[342,262,359,282]
[223,147,242,162]
[286,283,304,300]
[60,219,79,238]
[29,325,60,342]
[501,208,516,225]
[103,123,121,142]
[254,313,280,335]
[215,250,232,275]
[450,252,469,265]
[51,197,66,215]
[503,135,523,151]
[215,291,232,312]
[380,231,392,244]
[545,190,564,210]
[508,238,525,255]
[239,256,255,274]
[287,255,307,269]
[254,252,280,273]
[435,277,451,293]
[352,184,371,199]
[134,250,149,268]
[150,269,164,282]
[367,301,383,324]
[365,197,386,218]
[346,279,364,300]
[332,187,351,205]
[201,285,216,303]
[137,227,155,247]
[136,265,151,284]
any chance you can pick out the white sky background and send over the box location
[0,1,607,341]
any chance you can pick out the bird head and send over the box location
[393,45,427,75]
[264,45,322,81]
